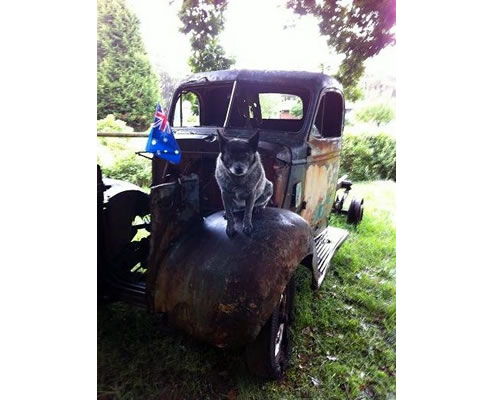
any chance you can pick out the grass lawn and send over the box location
[98,180,396,400]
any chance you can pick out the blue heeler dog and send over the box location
[215,129,273,238]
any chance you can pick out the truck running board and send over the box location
[312,226,349,289]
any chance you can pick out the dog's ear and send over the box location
[249,129,260,151]
[217,129,227,152]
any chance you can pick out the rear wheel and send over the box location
[347,197,364,225]
[245,276,295,379]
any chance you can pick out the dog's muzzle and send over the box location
[230,163,248,176]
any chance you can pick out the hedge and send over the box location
[340,132,396,181]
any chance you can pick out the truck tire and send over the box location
[347,197,364,225]
[245,276,295,379]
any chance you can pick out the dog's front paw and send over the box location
[242,221,253,236]
[226,222,236,238]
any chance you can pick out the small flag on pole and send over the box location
[145,103,181,164]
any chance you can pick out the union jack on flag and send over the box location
[145,103,181,164]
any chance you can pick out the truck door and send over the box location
[301,90,345,233]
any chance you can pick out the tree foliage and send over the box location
[291,99,303,118]
[356,103,395,126]
[178,0,235,73]
[97,0,160,130]
[287,0,396,101]
[156,68,180,109]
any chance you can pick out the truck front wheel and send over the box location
[245,276,295,379]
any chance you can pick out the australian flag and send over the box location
[145,103,181,164]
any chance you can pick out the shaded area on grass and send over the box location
[98,303,246,400]
[98,181,395,400]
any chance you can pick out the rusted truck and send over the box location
[97,69,364,379]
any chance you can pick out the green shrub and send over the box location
[340,133,396,181]
[97,115,151,188]
[97,115,136,161]
[100,153,151,188]
[97,114,134,133]
[355,103,395,126]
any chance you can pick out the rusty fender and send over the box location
[153,207,313,348]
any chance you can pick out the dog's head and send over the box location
[217,129,260,176]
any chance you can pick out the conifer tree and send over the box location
[97,0,159,130]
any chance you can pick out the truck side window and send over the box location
[173,91,201,127]
[312,91,344,138]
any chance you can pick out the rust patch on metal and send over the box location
[307,137,341,161]
[218,303,237,314]
[301,137,341,230]
[146,174,201,310]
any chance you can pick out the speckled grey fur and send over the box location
[215,130,273,237]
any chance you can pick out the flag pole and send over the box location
[161,104,171,181]
[161,159,169,180]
